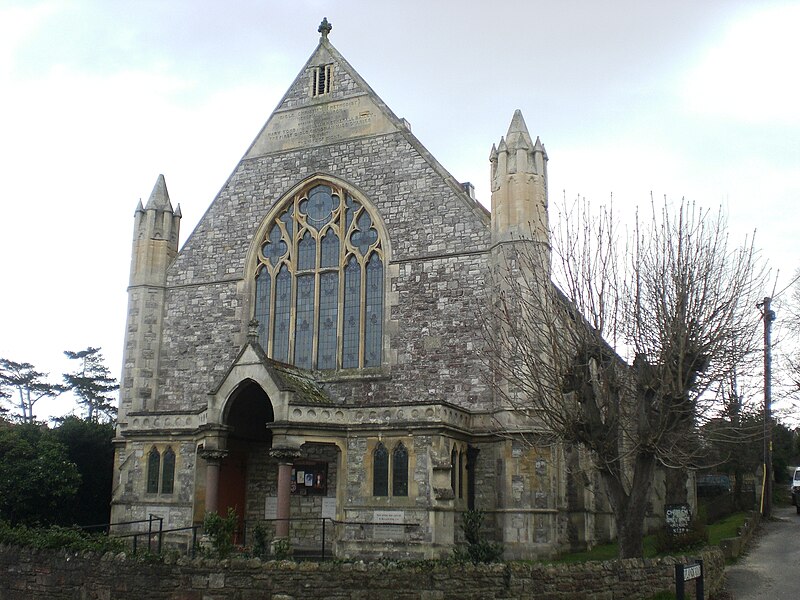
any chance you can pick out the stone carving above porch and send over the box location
[121,411,203,434]
[285,401,475,431]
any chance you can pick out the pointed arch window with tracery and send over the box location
[254,182,384,370]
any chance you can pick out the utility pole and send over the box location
[761,296,776,518]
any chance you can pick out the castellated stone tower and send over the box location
[120,174,181,416]
[488,111,551,410]
[490,109,549,261]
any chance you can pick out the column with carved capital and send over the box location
[199,449,228,514]
[270,446,301,538]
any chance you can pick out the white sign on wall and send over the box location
[321,497,337,520]
[374,510,405,540]
[264,497,278,520]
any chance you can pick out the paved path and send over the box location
[725,505,800,599]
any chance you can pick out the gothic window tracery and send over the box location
[146,448,160,494]
[392,443,408,497]
[146,446,176,495]
[372,441,408,497]
[373,442,389,497]
[162,447,176,494]
[254,182,384,370]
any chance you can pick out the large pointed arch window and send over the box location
[254,182,384,370]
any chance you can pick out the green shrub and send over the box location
[453,510,504,563]
[0,520,125,554]
[203,508,238,559]
[251,523,270,559]
[272,536,292,560]
[654,517,708,554]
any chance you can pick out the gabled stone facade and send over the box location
[112,20,612,559]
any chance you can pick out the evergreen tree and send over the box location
[0,358,67,422]
[53,417,115,526]
[63,347,118,423]
[0,421,80,525]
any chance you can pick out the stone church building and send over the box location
[112,20,615,559]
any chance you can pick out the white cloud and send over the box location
[682,3,800,125]
[0,1,61,76]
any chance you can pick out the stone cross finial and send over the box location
[318,17,332,39]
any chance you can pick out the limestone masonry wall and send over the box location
[0,545,724,600]
[152,131,492,413]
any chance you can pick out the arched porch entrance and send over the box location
[218,380,274,538]
[197,380,275,537]
[198,374,342,554]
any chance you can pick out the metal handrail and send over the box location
[81,515,422,561]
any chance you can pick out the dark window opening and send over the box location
[450,447,457,493]
[312,64,332,96]
[146,448,160,494]
[392,443,408,497]
[373,443,389,496]
[161,447,176,494]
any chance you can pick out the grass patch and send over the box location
[554,535,659,562]
[554,511,750,562]
[707,512,748,546]
[644,592,675,600]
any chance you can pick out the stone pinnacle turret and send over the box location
[490,110,549,250]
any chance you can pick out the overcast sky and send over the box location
[1,0,798,420]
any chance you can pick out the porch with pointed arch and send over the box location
[195,341,345,554]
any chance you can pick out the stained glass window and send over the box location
[343,256,361,369]
[146,448,160,494]
[273,266,291,363]
[373,443,389,497]
[161,447,176,494]
[365,254,383,367]
[320,229,338,268]
[253,182,384,370]
[294,274,315,369]
[317,272,338,370]
[255,267,271,345]
[298,231,315,271]
[392,443,408,497]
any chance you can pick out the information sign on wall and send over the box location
[264,496,277,519]
[374,510,405,540]
[291,462,328,495]
[321,497,337,520]
[665,503,691,535]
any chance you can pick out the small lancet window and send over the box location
[392,443,409,497]
[373,443,389,496]
[147,446,176,494]
[312,64,333,97]
[161,447,176,494]
[450,447,458,493]
[459,451,465,499]
[146,448,161,494]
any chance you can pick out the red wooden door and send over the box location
[218,450,247,543]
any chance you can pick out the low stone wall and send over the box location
[719,511,760,560]
[0,544,724,600]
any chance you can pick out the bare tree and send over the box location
[0,358,68,423]
[484,198,766,558]
[700,373,763,509]
[781,269,800,395]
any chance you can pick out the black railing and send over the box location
[242,517,335,560]
[242,517,421,561]
[80,515,420,561]
[83,515,201,558]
